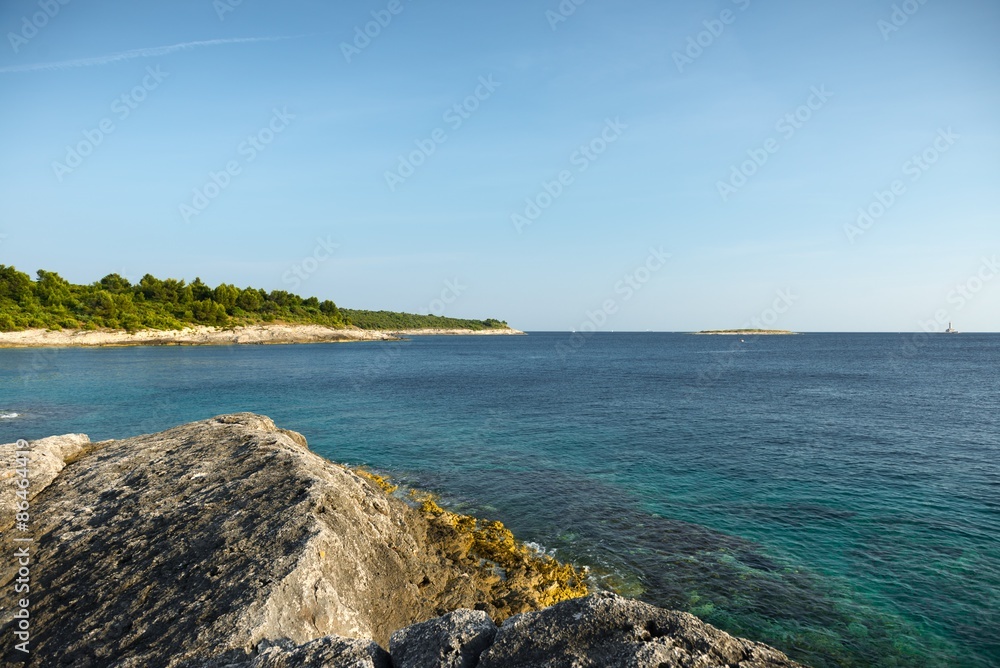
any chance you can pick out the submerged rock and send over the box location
[0,414,805,667]
[478,592,804,668]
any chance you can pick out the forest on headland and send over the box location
[0,266,509,333]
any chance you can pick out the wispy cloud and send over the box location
[0,36,297,73]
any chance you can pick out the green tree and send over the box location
[236,288,263,312]
[0,266,34,304]
[190,277,213,301]
[212,284,240,313]
[34,270,73,307]
[138,274,166,301]
[98,273,132,294]
[87,290,117,322]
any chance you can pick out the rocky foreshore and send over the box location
[0,325,525,348]
[0,415,804,667]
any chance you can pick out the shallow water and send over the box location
[2,333,998,667]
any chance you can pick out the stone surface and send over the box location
[249,636,392,668]
[477,592,806,668]
[0,433,91,530]
[390,609,497,668]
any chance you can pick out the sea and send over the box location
[2,332,997,668]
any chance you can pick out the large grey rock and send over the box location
[250,636,391,668]
[390,609,497,668]
[0,414,525,667]
[477,592,806,668]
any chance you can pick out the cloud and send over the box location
[0,36,297,73]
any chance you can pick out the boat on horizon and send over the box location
[945,322,960,334]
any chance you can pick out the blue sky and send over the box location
[1,0,997,331]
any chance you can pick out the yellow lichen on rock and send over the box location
[408,489,589,613]
[354,468,399,495]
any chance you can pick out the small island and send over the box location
[693,329,798,335]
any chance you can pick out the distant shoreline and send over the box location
[0,324,525,348]
[692,329,798,336]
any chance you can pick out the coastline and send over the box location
[0,414,805,667]
[0,324,525,348]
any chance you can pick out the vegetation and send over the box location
[354,468,399,495]
[351,466,589,615]
[339,310,508,331]
[408,489,590,608]
[0,266,509,333]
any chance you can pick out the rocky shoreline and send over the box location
[0,325,525,348]
[0,415,805,667]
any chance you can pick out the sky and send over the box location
[0,0,997,332]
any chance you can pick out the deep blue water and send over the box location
[2,333,998,667]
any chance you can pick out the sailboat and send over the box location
[945,322,959,334]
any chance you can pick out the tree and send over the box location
[138,274,166,301]
[34,270,72,307]
[98,273,131,294]
[87,290,117,321]
[162,278,187,305]
[190,277,213,301]
[212,284,240,312]
[236,287,263,312]
[266,290,300,308]
[0,266,33,304]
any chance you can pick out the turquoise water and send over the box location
[2,333,998,667]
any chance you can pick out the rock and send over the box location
[0,433,91,530]
[390,609,497,668]
[250,636,392,668]
[0,414,562,667]
[477,592,806,668]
